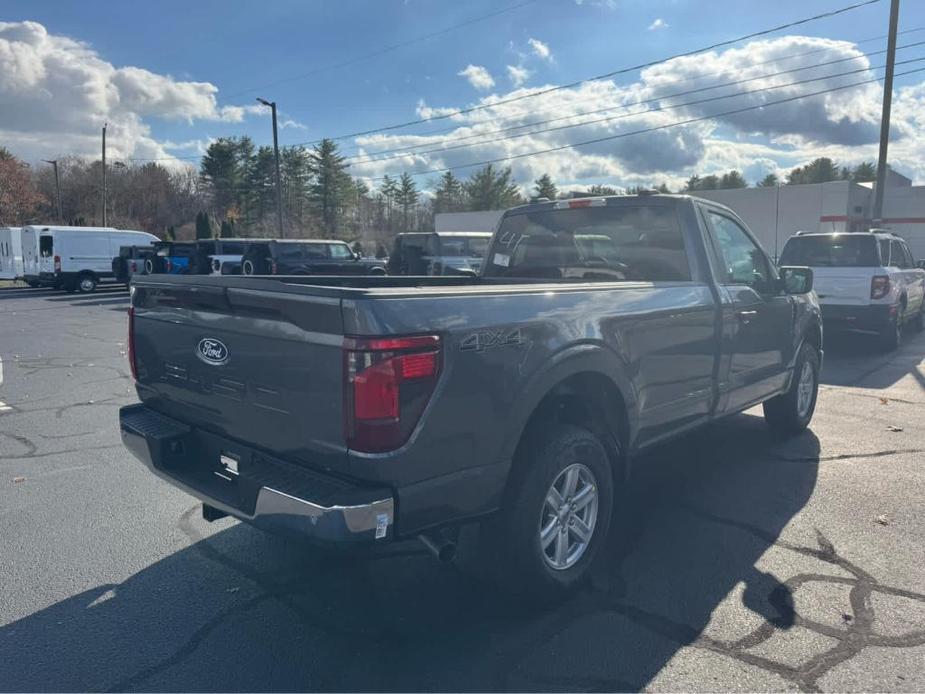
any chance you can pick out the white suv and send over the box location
[779,230,925,350]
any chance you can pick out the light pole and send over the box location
[257,98,285,237]
[42,159,62,222]
[873,0,900,223]
[101,123,108,226]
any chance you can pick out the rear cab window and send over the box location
[483,203,691,281]
[779,235,880,267]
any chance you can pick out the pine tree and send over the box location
[719,170,747,189]
[220,220,234,238]
[379,175,399,231]
[533,174,558,200]
[463,165,521,211]
[851,162,877,182]
[433,172,465,214]
[195,211,212,239]
[684,175,702,192]
[787,158,841,185]
[395,173,419,232]
[307,139,351,238]
[757,173,779,187]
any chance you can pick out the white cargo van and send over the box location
[21,226,159,292]
[0,227,24,281]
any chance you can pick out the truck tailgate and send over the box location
[811,267,872,305]
[131,282,346,471]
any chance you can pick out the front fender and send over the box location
[498,341,638,463]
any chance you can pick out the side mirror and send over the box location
[779,266,814,294]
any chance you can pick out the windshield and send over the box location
[483,204,690,281]
[468,237,489,258]
[779,235,879,267]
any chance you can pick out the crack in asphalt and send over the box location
[771,449,925,464]
[104,494,925,692]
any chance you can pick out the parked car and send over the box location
[386,231,492,275]
[21,225,158,292]
[241,239,387,275]
[120,194,821,601]
[0,227,24,281]
[112,245,155,285]
[779,229,925,349]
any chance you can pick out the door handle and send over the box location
[737,309,758,324]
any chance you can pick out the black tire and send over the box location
[487,424,614,603]
[763,342,820,437]
[26,280,40,288]
[242,259,255,276]
[76,272,97,293]
[879,312,902,351]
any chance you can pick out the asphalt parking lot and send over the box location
[1,283,924,692]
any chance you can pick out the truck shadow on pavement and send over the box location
[820,327,925,391]
[3,414,923,691]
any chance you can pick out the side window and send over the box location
[39,236,54,258]
[327,243,353,260]
[891,240,909,269]
[708,212,773,291]
[903,243,917,268]
[879,239,892,266]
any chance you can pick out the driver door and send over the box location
[704,208,795,412]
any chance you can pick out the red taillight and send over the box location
[130,261,137,273]
[344,335,441,453]
[127,306,138,381]
[165,258,172,272]
[871,275,890,300]
[270,260,278,275]
[54,255,61,272]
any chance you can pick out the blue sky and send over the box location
[4,0,925,189]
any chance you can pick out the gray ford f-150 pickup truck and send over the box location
[120,194,822,600]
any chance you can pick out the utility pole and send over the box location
[42,159,62,222]
[257,98,285,237]
[101,123,108,227]
[872,0,900,223]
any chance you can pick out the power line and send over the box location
[347,57,924,168]
[127,7,899,166]
[333,23,925,156]
[343,41,925,166]
[287,0,884,146]
[199,63,924,193]
[219,0,539,100]
[364,65,925,182]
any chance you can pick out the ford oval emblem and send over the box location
[197,338,229,365]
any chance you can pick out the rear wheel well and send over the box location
[513,372,629,486]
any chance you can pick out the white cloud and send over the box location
[279,118,308,131]
[0,20,259,166]
[648,18,668,31]
[350,35,925,192]
[528,38,552,62]
[507,65,531,87]
[458,64,495,91]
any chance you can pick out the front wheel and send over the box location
[488,424,614,603]
[77,273,97,293]
[763,342,820,437]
